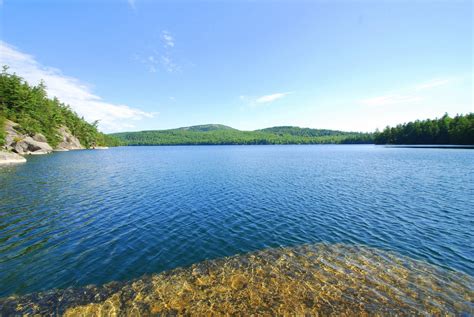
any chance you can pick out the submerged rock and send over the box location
[0,150,27,164]
[1,243,472,316]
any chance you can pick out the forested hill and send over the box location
[374,113,474,145]
[0,67,120,148]
[178,124,236,132]
[111,125,373,145]
[257,126,351,137]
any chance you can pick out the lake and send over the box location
[1,145,473,302]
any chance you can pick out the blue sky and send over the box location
[0,0,472,132]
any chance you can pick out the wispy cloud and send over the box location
[415,78,453,90]
[360,94,422,107]
[0,41,154,132]
[359,77,456,107]
[256,92,291,104]
[135,30,180,74]
[159,30,179,73]
[161,31,175,48]
[127,0,136,10]
[161,55,179,73]
[241,92,292,107]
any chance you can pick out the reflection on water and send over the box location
[1,243,472,315]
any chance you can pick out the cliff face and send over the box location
[56,126,84,151]
[0,120,85,164]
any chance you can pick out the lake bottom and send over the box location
[1,243,472,316]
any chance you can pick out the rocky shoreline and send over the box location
[0,150,27,164]
[0,120,103,165]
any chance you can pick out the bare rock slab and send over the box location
[0,150,27,164]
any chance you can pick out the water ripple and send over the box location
[0,145,473,298]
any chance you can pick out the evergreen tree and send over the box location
[0,67,121,148]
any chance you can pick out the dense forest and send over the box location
[111,124,374,145]
[374,113,474,145]
[0,67,120,148]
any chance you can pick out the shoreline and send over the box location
[0,147,110,165]
[383,144,474,149]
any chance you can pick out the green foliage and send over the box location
[178,124,236,132]
[0,66,121,148]
[374,113,474,145]
[0,114,5,146]
[258,126,349,137]
[111,125,373,145]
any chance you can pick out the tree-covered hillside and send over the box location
[257,126,350,137]
[0,67,120,148]
[178,124,236,132]
[374,113,474,145]
[111,125,373,145]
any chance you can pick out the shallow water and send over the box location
[1,243,473,315]
[0,145,473,300]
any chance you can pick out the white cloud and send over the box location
[161,55,179,73]
[359,77,457,107]
[146,55,158,73]
[360,94,423,107]
[128,0,136,10]
[256,92,291,104]
[240,92,292,107]
[0,41,154,132]
[161,31,175,48]
[135,30,180,74]
[415,78,453,90]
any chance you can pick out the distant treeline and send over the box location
[111,124,374,145]
[0,67,120,148]
[374,113,474,145]
[3,66,471,148]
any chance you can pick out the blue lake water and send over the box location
[0,145,473,297]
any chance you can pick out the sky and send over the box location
[0,0,472,133]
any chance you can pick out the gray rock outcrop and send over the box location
[11,136,53,154]
[2,120,86,158]
[32,133,48,143]
[56,126,84,151]
[0,150,27,164]
[4,120,53,155]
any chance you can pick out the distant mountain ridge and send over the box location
[177,124,236,132]
[111,124,373,145]
[257,126,351,137]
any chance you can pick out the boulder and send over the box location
[4,120,53,155]
[56,126,84,150]
[0,150,27,164]
[11,136,53,155]
[2,120,83,155]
